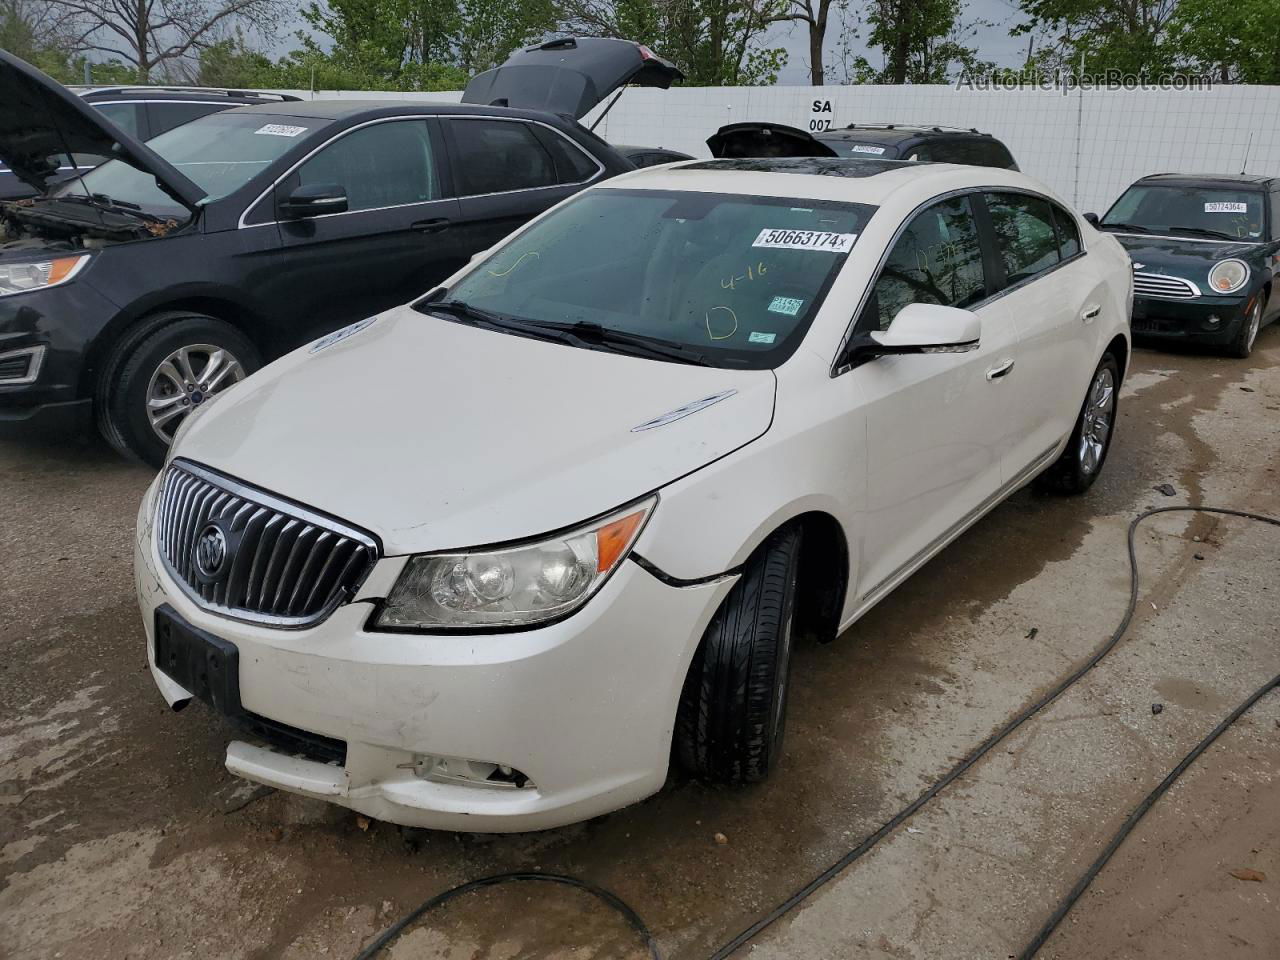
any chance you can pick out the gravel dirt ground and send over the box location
[2,328,1278,960]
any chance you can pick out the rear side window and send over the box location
[983,140,1017,170]
[1271,190,1280,240]
[148,101,228,136]
[531,126,598,184]
[860,194,987,331]
[449,119,556,195]
[93,102,143,138]
[1052,204,1082,259]
[985,192,1061,285]
[297,119,439,212]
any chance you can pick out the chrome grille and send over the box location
[155,460,379,627]
[1133,272,1199,300]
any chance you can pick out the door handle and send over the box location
[412,217,451,234]
[1081,304,1101,323]
[986,358,1015,381]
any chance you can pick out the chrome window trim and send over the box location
[0,345,47,385]
[237,114,604,229]
[444,115,606,198]
[831,185,1089,377]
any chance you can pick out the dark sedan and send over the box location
[1091,173,1280,358]
[0,40,681,465]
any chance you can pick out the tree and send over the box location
[1167,0,1280,83]
[46,0,290,81]
[838,0,991,83]
[769,0,838,85]
[1011,0,1180,77]
[561,0,789,85]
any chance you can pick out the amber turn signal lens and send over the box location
[596,509,647,573]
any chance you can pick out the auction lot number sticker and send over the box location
[1204,202,1248,213]
[754,228,857,253]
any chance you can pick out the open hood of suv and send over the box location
[0,50,205,207]
[461,37,683,120]
[707,122,839,159]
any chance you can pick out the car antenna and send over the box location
[588,86,628,133]
[1239,132,1252,174]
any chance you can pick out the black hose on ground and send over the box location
[357,506,1280,960]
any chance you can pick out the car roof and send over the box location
[223,99,576,124]
[596,156,1048,207]
[613,144,690,155]
[1136,172,1276,188]
[816,124,995,145]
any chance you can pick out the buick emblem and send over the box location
[193,522,230,583]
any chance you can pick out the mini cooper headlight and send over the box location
[0,255,89,297]
[1207,259,1249,294]
[376,497,656,630]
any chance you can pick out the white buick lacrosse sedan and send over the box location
[136,157,1132,831]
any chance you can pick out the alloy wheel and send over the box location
[1244,298,1262,355]
[1078,366,1115,475]
[145,343,246,443]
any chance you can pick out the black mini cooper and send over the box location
[1089,173,1280,358]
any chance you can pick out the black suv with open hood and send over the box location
[1091,173,1280,358]
[707,122,1018,169]
[0,40,680,465]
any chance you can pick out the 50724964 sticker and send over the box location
[753,229,857,253]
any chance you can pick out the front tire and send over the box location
[1035,351,1119,496]
[97,312,259,468]
[1228,294,1263,359]
[675,527,802,784]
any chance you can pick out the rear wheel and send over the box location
[97,312,259,467]
[674,527,802,784]
[1035,352,1119,496]
[1228,294,1263,359]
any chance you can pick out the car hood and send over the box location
[707,123,839,159]
[1112,232,1261,284]
[0,51,204,207]
[461,37,683,120]
[177,309,776,556]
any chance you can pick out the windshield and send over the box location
[58,112,328,215]
[436,188,874,369]
[1102,185,1266,240]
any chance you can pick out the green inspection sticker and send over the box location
[748,331,777,344]
[768,296,804,316]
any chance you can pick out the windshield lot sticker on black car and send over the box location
[753,229,857,253]
[768,296,804,316]
[310,316,376,353]
[1205,202,1248,213]
[255,124,307,138]
[850,145,886,155]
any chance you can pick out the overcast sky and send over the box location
[765,0,1032,84]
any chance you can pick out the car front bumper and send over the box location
[1130,292,1252,345]
[134,479,736,832]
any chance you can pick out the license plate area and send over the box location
[154,604,242,716]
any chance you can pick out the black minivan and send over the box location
[0,40,681,465]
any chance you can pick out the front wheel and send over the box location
[97,312,260,467]
[674,526,802,784]
[1034,352,1119,496]
[1228,294,1263,359]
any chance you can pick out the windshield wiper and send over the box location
[517,319,713,366]
[423,300,713,366]
[61,193,166,224]
[1101,221,1149,233]
[1168,225,1241,242]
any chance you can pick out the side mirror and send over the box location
[279,183,348,219]
[843,303,980,369]
[1083,212,1100,227]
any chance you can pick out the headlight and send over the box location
[1207,259,1248,294]
[376,497,656,630]
[0,255,89,297]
